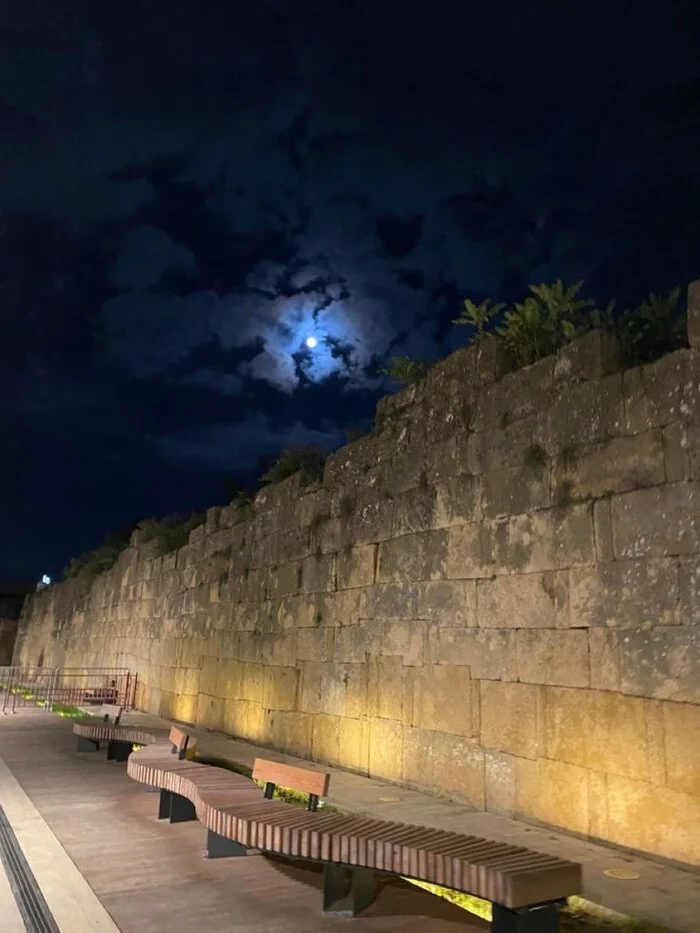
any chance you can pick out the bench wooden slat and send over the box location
[252,758,330,797]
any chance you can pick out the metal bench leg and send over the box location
[76,736,99,753]
[323,864,376,917]
[492,901,560,933]
[204,829,247,859]
[157,788,196,823]
[106,740,132,762]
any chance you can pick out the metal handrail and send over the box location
[0,666,136,714]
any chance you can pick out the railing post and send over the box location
[0,667,10,715]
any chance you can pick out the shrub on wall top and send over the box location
[138,512,205,555]
[62,529,132,581]
[259,446,328,487]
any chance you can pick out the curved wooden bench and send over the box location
[126,740,582,930]
[73,705,166,762]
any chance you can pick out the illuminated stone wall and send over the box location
[15,280,700,866]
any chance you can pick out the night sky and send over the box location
[2,1,699,580]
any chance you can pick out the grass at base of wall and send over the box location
[0,686,98,721]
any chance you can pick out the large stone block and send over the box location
[480,681,542,759]
[267,710,312,756]
[196,693,224,731]
[553,329,621,385]
[515,629,589,687]
[619,626,700,703]
[547,373,625,450]
[476,572,568,629]
[515,756,590,837]
[346,499,395,547]
[605,772,700,865]
[359,583,418,619]
[369,717,404,782]
[425,626,517,680]
[424,344,478,396]
[623,349,689,433]
[475,357,554,431]
[299,660,324,714]
[367,655,406,721]
[569,558,680,628]
[414,580,476,626]
[508,505,595,573]
[267,562,301,600]
[476,335,510,385]
[663,700,700,797]
[296,625,334,662]
[484,749,517,813]
[337,545,376,590]
[393,486,437,536]
[446,520,509,579]
[412,664,472,735]
[380,448,427,497]
[554,430,665,501]
[543,686,651,781]
[383,619,425,665]
[612,483,700,558]
[481,465,550,519]
[402,726,436,788]
[174,693,198,724]
[312,713,341,765]
[593,498,614,561]
[467,418,545,475]
[308,516,342,556]
[172,666,200,696]
[423,435,469,486]
[377,531,447,583]
[588,629,620,691]
[680,557,700,625]
[689,279,700,348]
[432,732,485,807]
[338,717,370,774]
[262,665,298,711]
[300,553,336,594]
[432,473,478,528]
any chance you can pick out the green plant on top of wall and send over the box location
[138,512,206,555]
[453,280,684,369]
[617,287,683,366]
[379,355,430,386]
[63,527,134,581]
[260,446,328,487]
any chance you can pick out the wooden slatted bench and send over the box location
[127,740,582,930]
[73,708,164,763]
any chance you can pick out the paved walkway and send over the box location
[0,709,482,933]
[123,707,700,933]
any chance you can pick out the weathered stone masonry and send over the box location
[15,280,700,866]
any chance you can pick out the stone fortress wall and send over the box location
[15,281,700,866]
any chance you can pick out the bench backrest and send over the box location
[253,758,330,811]
[169,726,190,760]
[100,704,123,724]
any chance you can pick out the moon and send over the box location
[305,336,318,349]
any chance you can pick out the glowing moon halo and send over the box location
[305,336,318,349]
